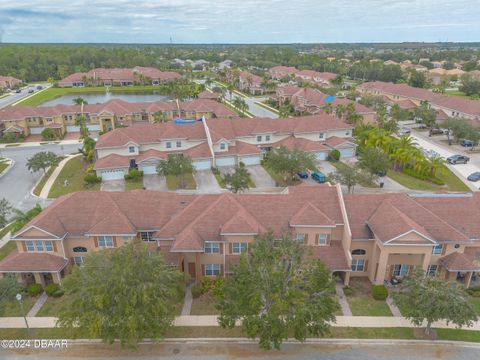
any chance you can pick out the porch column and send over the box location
[344,271,351,286]
[368,244,378,282]
[33,272,46,287]
[464,272,473,288]
[52,272,62,284]
[374,251,389,285]
[422,251,432,272]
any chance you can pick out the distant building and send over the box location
[0,76,22,90]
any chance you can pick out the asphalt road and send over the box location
[0,83,50,109]
[0,143,80,212]
[1,342,479,359]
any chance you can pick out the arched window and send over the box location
[73,246,87,253]
[352,249,366,255]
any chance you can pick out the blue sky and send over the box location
[1,0,480,43]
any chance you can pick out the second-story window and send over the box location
[204,242,220,254]
[265,135,271,141]
[319,132,325,139]
[315,234,327,245]
[232,242,248,254]
[256,135,262,142]
[128,146,135,153]
[432,244,443,255]
[45,241,54,252]
[98,236,114,248]
[140,232,155,242]
[166,141,172,149]
[25,241,35,252]
[296,233,306,243]
[25,240,54,252]
[220,143,226,150]
[176,141,182,148]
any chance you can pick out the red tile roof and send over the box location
[94,154,130,170]
[198,90,220,100]
[290,202,335,226]
[59,67,180,84]
[440,251,480,271]
[0,250,68,272]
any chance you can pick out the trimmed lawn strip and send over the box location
[0,297,36,317]
[330,161,378,188]
[48,156,100,198]
[437,165,471,192]
[470,297,480,315]
[213,172,226,188]
[33,166,56,196]
[37,295,73,317]
[165,173,196,190]
[387,170,439,191]
[346,279,392,317]
[5,144,21,147]
[124,178,144,191]
[0,159,9,174]
[262,164,288,186]
[190,293,218,315]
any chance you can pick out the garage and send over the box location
[239,155,262,166]
[87,124,101,131]
[30,127,44,135]
[339,147,356,158]
[215,156,236,167]
[315,152,328,161]
[66,125,81,132]
[100,169,126,181]
[193,159,212,170]
[140,164,157,175]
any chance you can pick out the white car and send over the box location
[399,127,411,135]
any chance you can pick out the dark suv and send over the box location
[447,155,470,164]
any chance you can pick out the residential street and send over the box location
[0,83,50,109]
[0,143,79,212]
[1,341,479,359]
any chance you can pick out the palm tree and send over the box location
[73,97,88,105]
[227,84,235,101]
[428,156,446,177]
[152,111,168,123]
[322,102,333,114]
[335,104,346,119]
[233,97,249,117]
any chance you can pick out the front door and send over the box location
[188,262,196,279]
[43,273,53,285]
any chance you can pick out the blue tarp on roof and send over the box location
[174,118,203,124]
[325,95,335,103]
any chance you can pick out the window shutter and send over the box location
[53,241,57,252]
[441,244,446,255]
[364,260,368,272]
[327,234,331,245]
[315,234,319,245]
[219,243,223,254]
[94,237,98,247]
[304,233,309,243]
[113,237,117,247]
[22,241,27,252]
[229,243,233,254]
[70,257,75,265]
[220,264,224,276]
[201,264,205,276]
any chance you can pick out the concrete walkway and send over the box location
[386,296,402,317]
[38,154,81,199]
[335,284,352,316]
[181,284,193,315]
[26,292,48,317]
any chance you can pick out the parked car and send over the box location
[28,89,34,94]
[399,127,411,135]
[429,128,444,136]
[460,139,478,147]
[447,155,470,164]
[15,89,21,93]
[467,172,480,182]
[36,85,43,90]
[296,170,309,179]
[311,172,327,183]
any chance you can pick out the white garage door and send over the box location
[140,164,157,174]
[87,124,101,131]
[216,156,236,167]
[101,169,125,180]
[66,125,81,132]
[339,148,355,158]
[315,152,328,160]
[239,155,261,166]
[30,127,44,135]
[193,159,212,170]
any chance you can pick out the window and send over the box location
[35,240,44,252]
[427,265,437,277]
[25,241,35,252]
[176,140,182,148]
[204,242,220,254]
[351,259,365,272]
[205,264,221,276]
[122,236,130,241]
[74,256,85,266]
[166,141,172,149]
[319,132,325,139]
[128,146,135,153]
[73,246,87,253]
[140,232,155,242]
[393,264,409,277]
[98,236,114,248]
[265,135,271,141]
[45,241,54,252]
[220,143,226,150]
[432,244,443,255]
[296,233,306,243]
[315,234,327,245]
[256,135,262,142]
[232,242,248,254]
[352,249,366,255]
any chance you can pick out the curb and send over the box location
[0,158,15,179]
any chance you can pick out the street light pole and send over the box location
[16,293,30,336]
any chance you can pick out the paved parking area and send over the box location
[143,174,168,191]
[101,179,125,192]
[194,170,222,193]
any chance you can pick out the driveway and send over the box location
[101,179,125,192]
[247,165,276,189]
[194,170,222,193]
[143,174,168,191]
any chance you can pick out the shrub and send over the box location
[211,167,220,175]
[191,284,203,298]
[41,128,57,141]
[372,284,388,300]
[27,283,43,297]
[84,174,102,185]
[402,166,445,185]
[329,149,341,162]
[343,286,353,296]
[0,133,20,144]
[51,289,65,298]
[45,283,60,297]
[86,164,95,174]
[124,169,144,181]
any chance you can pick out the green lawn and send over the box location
[37,295,72,317]
[0,296,36,317]
[470,296,480,315]
[437,165,471,192]
[33,165,57,196]
[213,172,226,188]
[261,164,300,187]
[330,161,378,188]
[0,241,17,261]
[5,144,20,147]
[190,293,218,315]
[124,178,144,191]
[0,158,9,174]
[166,173,196,190]
[444,90,472,99]
[346,279,392,316]
[17,85,173,106]
[48,156,100,198]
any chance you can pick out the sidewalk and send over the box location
[0,138,82,149]
[38,154,81,199]
[2,315,479,331]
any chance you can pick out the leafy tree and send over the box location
[223,164,250,193]
[232,97,249,117]
[152,111,168,123]
[331,164,362,193]
[408,70,427,88]
[75,115,90,139]
[0,198,13,228]
[442,117,480,145]
[393,268,477,335]
[80,136,96,163]
[266,146,316,185]
[459,75,480,96]
[58,243,184,347]
[0,275,23,316]
[73,97,88,105]
[278,102,294,118]
[358,147,391,175]
[216,232,338,350]
[26,151,59,174]
[414,103,437,128]
[390,104,409,122]
[156,154,195,189]
[41,128,57,141]
[10,204,42,233]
